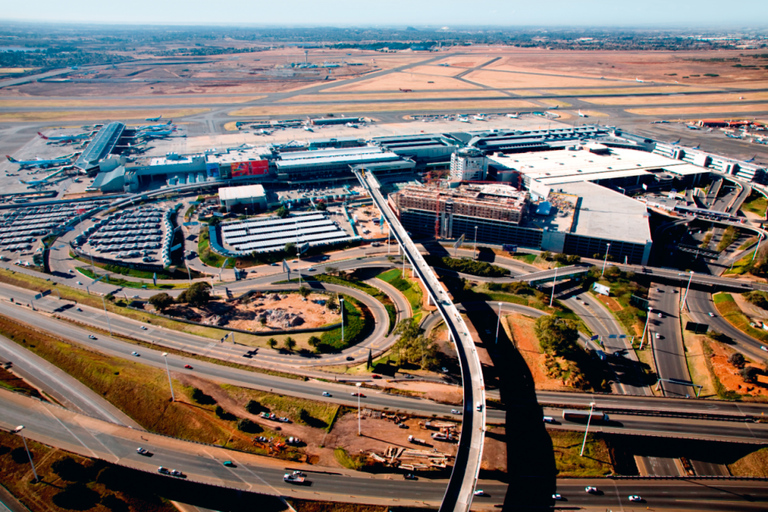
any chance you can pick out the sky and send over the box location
[2,0,767,28]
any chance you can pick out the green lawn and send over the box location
[741,191,768,217]
[713,292,768,342]
[77,267,183,289]
[377,268,423,323]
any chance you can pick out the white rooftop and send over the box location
[489,147,708,186]
[218,184,266,201]
[558,181,651,244]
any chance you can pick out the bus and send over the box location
[562,409,609,423]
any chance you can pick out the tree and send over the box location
[284,242,296,254]
[327,294,338,311]
[245,400,263,414]
[728,352,746,369]
[267,338,277,349]
[741,366,761,384]
[315,201,327,211]
[177,282,211,307]
[148,292,174,311]
[367,349,373,369]
[237,418,261,433]
[308,336,321,349]
[325,266,338,276]
[284,337,296,351]
[298,286,310,298]
[275,206,288,218]
[534,316,580,357]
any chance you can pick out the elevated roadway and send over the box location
[355,169,485,512]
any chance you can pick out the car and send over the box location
[398,423,409,429]
[761,345,768,352]
[708,312,714,317]
[628,495,644,502]
[184,364,193,369]
[404,374,414,379]
[543,416,556,423]
[473,490,486,497]
[131,351,140,357]
[322,392,331,397]
[476,402,483,411]
[654,333,660,339]
[450,409,461,415]
[76,307,82,312]
[222,461,235,467]
[656,288,662,292]
[552,493,563,500]
[658,312,663,318]
[372,374,381,379]
[404,473,418,480]
[140,326,148,330]
[351,392,365,397]
[170,469,184,477]
[346,356,354,361]
[136,447,149,455]
[307,267,316,272]
[441,367,449,373]
[132,295,140,299]
[77,281,82,285]
[68,269,74,274]
[585,486,599,494]
[88,335,97,340]
[157,466,170,474]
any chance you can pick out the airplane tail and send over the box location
[6,155,17,163]
[37,132,49,140]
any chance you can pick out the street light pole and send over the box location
[494,302,503,344]
[15,426,39,482]
[473,226,478,259]
[640,307,652,350]
[579,402,596,457]
[340,297,345,345]
[601,243,611,277]
[101,296,112,336]
[753,233,764,261]
[356,382,362,436]
[549,266,558,307]
[681,271,694,312]
[162,352,175,402]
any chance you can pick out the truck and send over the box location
[562,409,609,423]
[408,435,427,445]
[283,473,305,484]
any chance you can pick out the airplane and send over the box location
[458,117,470,123]
[692,144,701,150]
[6,155,73,169]
[38,131,90,143]
[145,115,163,122]
[578,110,588,118]
[636,77,645,83]
[550,105,559,110]
[399,88,413,92]
[303,125,313,132]
[686,125,699,130]
[725,132,742,139]
[670,139,681,145]
[137,120,173,131]
[745,155,758,163]
[139,128,176,140]
[506,113,519,119]
[19,178,50,188]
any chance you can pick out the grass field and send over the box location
[713,292,768,343]
[680,320,717,398]
[741,192,768,217]
[376,268,422,323]
[550,431,613,477]
[729,447,768,477]
[627,103,768,116]
[230,99,537,117]
[0,96,264,108]
[0,108,209,122]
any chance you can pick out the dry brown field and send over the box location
[282,90,506,103]
[0,108,210,122]
[231,99,537,116]
[0,95,264,108]
[582,91,768,106]
[626,103,768,116]
[323,72,481,92]
[463,69,616,89]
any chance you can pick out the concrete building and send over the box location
[450,148,487,181]
[218,184,268,212]
[75,122,126,172]
[274,146,403,182]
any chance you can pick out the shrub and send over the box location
[190,387,217,405]
[237,418,262,433]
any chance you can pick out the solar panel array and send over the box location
[0,200,108,252]
[221,212,353,255]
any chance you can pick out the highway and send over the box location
[649,283,694,397]
[356,169,485,512]
[3,389,768,512]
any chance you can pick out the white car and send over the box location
[761,346,768,352]
[552,493,563,500]
[655,333,660,339]
[450,409,461,415]
[77,281,82,285]
[322,391,331,397]
[628,495,644,502]
[585,486,599,494]
[140,326,148,330]
[708,312,714,317]
[131,351,140,357]
[658,312,663,318]
[473,490,486,497]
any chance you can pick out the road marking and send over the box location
[43,407,99,458]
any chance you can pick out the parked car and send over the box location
[157,466,170,474]
[404,473,418,480]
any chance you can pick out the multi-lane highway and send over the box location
[649,283,694,397]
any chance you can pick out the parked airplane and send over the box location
[670,139,681,145]
[399,88,413,92]
[19,178,50,188]
[692,144,701,150]
[6,155,73,169]
[636,77,645,83]
[138,120,173,131]
[725,132,742,139]
[549,105,559,110]
[745,155,758,163]
[506,113,519,119]
[303,126,313,132]
[38,132,90,143]
[139,128,176,140]
[577,110,588,118]
[145,115,163,122]
[458,118,470,123]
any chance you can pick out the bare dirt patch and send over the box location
[323,72,481,92]
[708,341,768,398]
[230,99,536,116]
[627,103,768,116]
[463,69,613,89]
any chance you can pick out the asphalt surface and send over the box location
[649,283,694,398]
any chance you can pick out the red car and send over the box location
[351,392,366,397]
[372,374,381,379]
[184,364,193,369]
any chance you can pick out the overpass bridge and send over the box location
[355,169,486,512]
